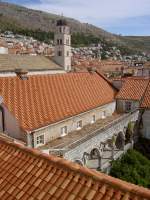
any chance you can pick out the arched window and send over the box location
[57,39,62,45]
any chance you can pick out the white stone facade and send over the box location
[33,101,116,147]
[63,110,139,171]
[141,110,150,139]
[117,99,139,113]
[54,25,71,71]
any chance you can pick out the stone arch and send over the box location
[115,132,125,149]
[74,159,84,166]
[90,148,101,159]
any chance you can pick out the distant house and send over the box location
[0,39,8,54]
[140,81,150,139]
[116,77,150,139]
[116,78,149,113]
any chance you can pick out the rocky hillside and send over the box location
[0,2,117,40]
[0,1,150,52]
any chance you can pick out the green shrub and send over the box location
[110,150,150,188]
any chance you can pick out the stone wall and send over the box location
[117,99,139,113]
[0,104,27,142]
[33,101,116,147]
[64,110,139,164]
[141,110,150,139]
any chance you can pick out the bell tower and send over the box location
[54,19,71,71]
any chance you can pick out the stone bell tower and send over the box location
[54,19,71,71]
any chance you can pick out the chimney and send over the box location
[15,69,28,80]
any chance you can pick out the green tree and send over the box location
[110,150,150,188]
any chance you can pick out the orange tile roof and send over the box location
[116,78,149,101]
[0,137,150,200]
[73,59,128,72]
[141,81,150,108]
[0,72,116,132]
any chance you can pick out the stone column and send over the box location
[98,156,102,170]
[111,146,115,160]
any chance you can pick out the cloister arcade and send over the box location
[74,121,137,171]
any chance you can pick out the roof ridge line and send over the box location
[95,70,119,91]
[0,136,150,198]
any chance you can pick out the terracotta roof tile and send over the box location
[116,78,149,100]
[141,81,150,108]
[0,137,150,199]
[0,72,116,131]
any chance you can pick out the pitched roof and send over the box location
[0,54,61,71]
[141,81,150,108]
[0,137,150,200]
[0,72,116,131]
[116,77,149,101]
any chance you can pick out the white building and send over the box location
[116,77,150,139]
[0,70,139,171]
[0,39,8,54]
[54,19,71,71]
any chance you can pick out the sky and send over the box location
[2,0,150,36]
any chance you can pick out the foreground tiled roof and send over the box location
[0,72,116,131]
[0,54,61,71]
[0,138,150,200]
[141,81,150,108]
[116,78,149,101]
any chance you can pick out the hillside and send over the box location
[122,36,150,52]
[0,1,150,52]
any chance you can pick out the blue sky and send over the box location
[2,0,150,36]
